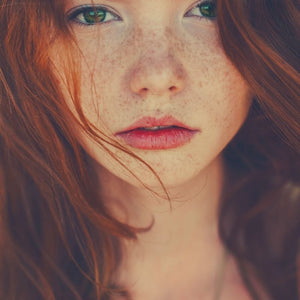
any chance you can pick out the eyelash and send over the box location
[67,0,216,27]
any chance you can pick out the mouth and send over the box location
[115,116,200,150]
[131,125,180,131]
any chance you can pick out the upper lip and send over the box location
[115,115,198,134]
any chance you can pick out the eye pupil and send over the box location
[199,3,217,18]
[83,9,106,24]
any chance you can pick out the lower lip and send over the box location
[116,127,198,150]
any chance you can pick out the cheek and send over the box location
[177,26,252,122]
[196,50,252,126]
[77,44,131,122]
[207,86,252,144]
[192,83,252,141]
[188,53,253,149]
[74,58,117,129]
[203,87,252,155]
[212,79,251,122]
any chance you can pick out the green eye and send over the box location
[185,1,217,20]
[82,9,106,24]
[198,2,217,18]
[68,6,119,26]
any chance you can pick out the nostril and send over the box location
[136,86,179,96]
[140,87,148,95]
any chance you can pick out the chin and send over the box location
[82,132,222,195]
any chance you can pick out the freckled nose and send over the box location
[129,55,186,97]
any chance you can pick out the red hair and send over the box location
[218,1,300,299]
[0,0,299,299]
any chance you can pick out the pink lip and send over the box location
[115,116,200,150]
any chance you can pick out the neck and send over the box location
[93,156,256,299]
[97,154,224,252]
[96,155,229,297]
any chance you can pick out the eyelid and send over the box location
[66,4,121,24]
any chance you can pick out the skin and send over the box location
[52,0,256,298]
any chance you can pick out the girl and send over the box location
[0,0,299,299]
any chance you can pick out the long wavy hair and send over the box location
[0,0,299,299]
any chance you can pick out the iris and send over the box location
[82,8,106,24]
[198,2,217,18]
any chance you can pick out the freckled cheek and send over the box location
[79,54,122,107]
[209,94,252,134]
[198,75,252,130]
[78,35,129,87]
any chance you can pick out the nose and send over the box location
[129,51,186,98]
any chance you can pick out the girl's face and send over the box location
[55,0,253,189]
